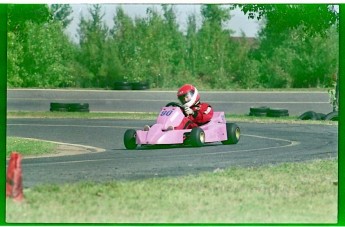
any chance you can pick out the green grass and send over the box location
[6,137,58,157]
[6,111,338,223]
[6,158,337,223]
[7,111,158,120]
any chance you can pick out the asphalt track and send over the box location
[7,118,338,188]
[7,89,333,116]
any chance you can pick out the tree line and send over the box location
[7,4,339,89]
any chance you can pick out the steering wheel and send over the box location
[165,102,187,116]
[165,102,183,108]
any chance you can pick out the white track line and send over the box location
[8,123,137,129]
[21,133,299,166]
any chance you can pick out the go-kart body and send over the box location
[136,106,227,145]
[124,102,240,149]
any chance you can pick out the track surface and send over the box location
[7,89,333,116]
[7,118,338,188]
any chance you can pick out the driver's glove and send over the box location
[184,106,194,115]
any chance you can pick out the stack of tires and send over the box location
[113,81,150,90]
[298,111,338,121]
[131,82,150,90]
[50,103,90,112]
[249,106,289,117]
[249,106,269,117]
[113,81,132,90]
[267,108,289,117]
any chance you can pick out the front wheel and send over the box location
[222,123,240,145]
[190,127,205,147]
[124,129,137,150]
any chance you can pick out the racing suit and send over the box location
[175,102,214,130]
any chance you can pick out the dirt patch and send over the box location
[23,143,105,159]
[54,144,95,156]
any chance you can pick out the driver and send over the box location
[175,84,213,130]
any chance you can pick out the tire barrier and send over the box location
[249,106,270,117]
[113,81,150,90]
[249,106,289,118]
[267,108,289,117]
[249,106,337,121]
[298,111,319,120]
[317,113,327,120]
[324,111,338,121]
[298,110,337,121]
[113,81,132,90]
[50,103,90,112]
[131,82,150,90]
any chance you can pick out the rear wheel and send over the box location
[190,128,205,147]
[124,129,137,150]
[222,123,240,145]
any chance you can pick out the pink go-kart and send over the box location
[124,102,240,150]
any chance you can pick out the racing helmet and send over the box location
[177,84,200,107]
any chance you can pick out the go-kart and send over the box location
[124,102,240,150]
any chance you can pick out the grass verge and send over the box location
[6,158,337,223]
[6,137,58,158]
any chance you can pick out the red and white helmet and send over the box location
[177,84,200,107]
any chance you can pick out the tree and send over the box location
[23,21,78,87]
[196,4,234,88]
[8,4,52,34]
[7,31,25,87]
[78,4,122,88]
[235,4,338,36]
[234,4,339,88]
[235,4,339,55]
[7,4,79,88]
[50,4,73,28]
[111,6,138,82]
[185,14,198,78]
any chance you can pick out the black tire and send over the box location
[69,108,90,112]
[50,103,69,109]
[113,81,132,90]
[298,111,318,120]
[124,129,137,150]
[190,127,205,147]
[50,103,90,112]
[250,106,270,113]
[68,103,89,109]
[131,82,149,90]
[50,107,68,112]
[249,106,270,117]
[268,112,289,117]
[222,123,240,145]
[317,113,326,120]
[68,103,90,112]
[324,111,338,121]
[249,112,268,117]
[267,108,289,117]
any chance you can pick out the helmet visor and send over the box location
[178,91,194,104]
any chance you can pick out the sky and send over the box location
[66,4,261,42]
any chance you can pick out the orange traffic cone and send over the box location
[6,152,24,202]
